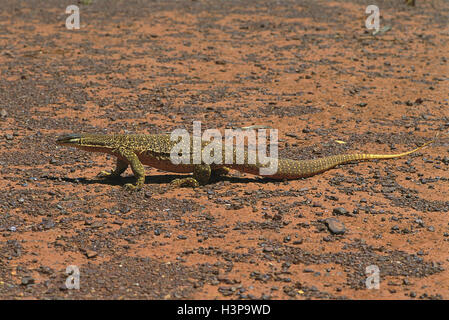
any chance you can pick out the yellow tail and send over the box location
[361,132,440,160]
[273,132,442,179]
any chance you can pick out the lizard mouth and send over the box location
[56,134,82,145]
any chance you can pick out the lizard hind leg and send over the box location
[171,164,211,188]
[212,166,231,177]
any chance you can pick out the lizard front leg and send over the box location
[113,149,145,191]
[97,158,128,178]
[171,163,211,188]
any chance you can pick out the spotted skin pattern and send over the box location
[56,133,437,190]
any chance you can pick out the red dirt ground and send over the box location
[0,0,448,299]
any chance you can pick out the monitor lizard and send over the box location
[56,132,439,190]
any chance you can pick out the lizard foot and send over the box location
[97,170,120,179]
[123,183,142,191]
[170,177,200,188]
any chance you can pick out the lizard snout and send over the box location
[56,134,82,145]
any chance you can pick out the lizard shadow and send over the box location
[43,173,282,187]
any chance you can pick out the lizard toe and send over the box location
[97,170,112,178]
[123,183,141,191]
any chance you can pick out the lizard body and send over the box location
[56,133,436,190]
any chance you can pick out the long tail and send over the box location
[270,133,440,179]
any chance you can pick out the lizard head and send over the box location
[56,134,115,152]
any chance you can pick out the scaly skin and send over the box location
[56,133,437,190]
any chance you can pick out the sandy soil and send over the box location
[0,0,448,299]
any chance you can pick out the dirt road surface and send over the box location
[0,0,448,299]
